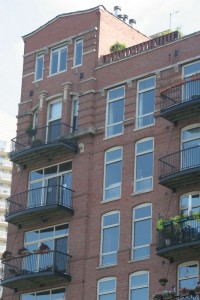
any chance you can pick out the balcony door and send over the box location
[181,125,200,170]
[183,61,200,102]
[47,100,62,142]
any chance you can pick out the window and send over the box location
[28,161,72,208]
[132,204,152,260]
[72,96,79,130]
[97,277,116,300]
[100,211,120,266]
[33,110,38,129]
[35,54,44,81]
[180,193,200,215]
[178,262,199,291]
[48,100,62,141]
[183,61,200,101]
[181,125,200,169]
[103,147,122,201]
[136,76,155,128]
[129,271,149,300]
[21,288,65,300]
[50,45,67,75]
[74,38,83,67]
[134,138,154,193]
[106,86,125,137]
[24,224,68,272]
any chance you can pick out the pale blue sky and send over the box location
[0,0,199,117]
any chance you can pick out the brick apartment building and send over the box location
[1,5,200,300]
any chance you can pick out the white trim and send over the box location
[129,271,149,300]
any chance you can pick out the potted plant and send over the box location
[195,283,200,295]
[31,138,43,147]
[162,290,176,299]
[18,246,29,256]
[179,287,189,297]
[39,243,50,253]
[110,41,126,53]
[25,124,37,137]
[1,250,12,261]
[153,293,163,300]
[159,278,168,287]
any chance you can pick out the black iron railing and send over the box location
[5,185,74,217]
[160,77,200,111]
[157,217,200,250]
[159,146,200,179]
[10,123,77,154]
[2,250,70,280]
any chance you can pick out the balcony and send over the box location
[9,123,78,166]
[160,76,200,123]
[1,250,71,290]
[156,217,200,260]
[5,185,74,227]
[159,146,200,189]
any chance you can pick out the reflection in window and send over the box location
[106,86,125,137]
[35,54,44,81]
[135,138,154,193]
[74,38,83,66]
[178,262,198,291]
[21,288,65,300]
[132,204,152,260]
[180,193,200,215]
[137,77,155,128]
[104,147,122,201]
[50,46,67,75]
[100,211,120,266]
[98,277,116,300]
[129,271,149,300]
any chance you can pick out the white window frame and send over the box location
[100,211,120,267]
[129,271,149,300]
[178,261,199,292]
[183,60,200,79]
[35,53,44,81]
[97,277,116,300]
[134,138,154,194]
[71,96,79,131]
[21,287,66,300]
[132,203,152,261]
[103,147,123,202]
[106,86,125,138]
[73,38,83,67]
[136,76,155,129]
[180,192,200,215]
[50,45,68,75]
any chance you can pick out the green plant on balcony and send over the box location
[153,293,163,300]
[30,138,43,147]
[191,211,200,222]
[110,41,126,52]
[25,124,37,137]
[38,243,50,253]
[162,290,176,299]
[156,213,188,231]
[195,282,200,295]
[179,287,189,297]
[18,246,29,256]
[1,250,12,261]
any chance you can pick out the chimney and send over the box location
[129,19,136,27]
[123,14,128,23]
[114,6,121,17]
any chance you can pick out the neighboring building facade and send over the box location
[2,5,200,300]
[0,110,16,298]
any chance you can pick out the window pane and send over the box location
[102,253,117,265]
[109,87,124,100]
[179,264,198,277]
[131,288,148,300]
[103,227,119,252]
[52,288,65,300]
[138,90,155,115]
[21,294,35,300]
[105,161,122,187]
[107,123,123,136]
[136,178,152,192]
[139,78,155,91]
[40,227,54,239]
[99,279,115,292]
[100,294,115,300]
[105,186,121,200]
[137,140,153,153]
[35,55,44,80]
[59,48,67,71]
[30,169,43,181]
[55,224,69,236]
[106,149,122,162]
[134,205,151,219]
[184,61,200,77]
[59,161,72,172]
[49,102,62,120]
[134,219,151,246]
[51,51,59,74]
[25,230,39,243]
[103,213,119,226]
[108,99,124,125]
[133,246,150,260]
[131,273,148,286]
[136,153,153,179]
[75,40,83,66]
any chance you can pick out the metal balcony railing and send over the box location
[2,250,70,281]
[5,185,74,218]
[10,123,77,155]
[157,217,200,250]
[159,146,200,179]
[160,77,200,111]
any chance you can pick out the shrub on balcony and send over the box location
[18,247,29,256]
[1,250,12,260]
[110,41,126,52]
[25,124,37,137]
[156,213,188,231]
[39,243,50,253]
[153,293,163,300]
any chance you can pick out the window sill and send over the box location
[132,189,153,196]
[101,197,121,204]
[128,257,150,263]
[96,264,117,270]
[133,123,155,132]
[103,132,123,140]
[47,70,67,78]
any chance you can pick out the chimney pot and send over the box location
[114,5,121,17]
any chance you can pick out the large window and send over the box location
[74,38,83,67]
[178,262,199,291]
[28,161,72,208]
[100,211,120,267]
[35,53,44,81]
[50,45,67,75]
[181,125,200,169]
[21,288,65,300]
[24,224,68,273]
[180,193,200,215]
[97,277,116,300]
[106,86,125,137]
[134,138,154,193]
[136,76,155,128]
[104,147,122,201]
[129,271,149,300]
[183,61,200,101]
[48,100,62,141]
[132,204,152,260]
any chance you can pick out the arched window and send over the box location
[129,271,149,300]
[97,277,116,300]
[178,262,199,291]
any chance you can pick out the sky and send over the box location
[0,0,199,118]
